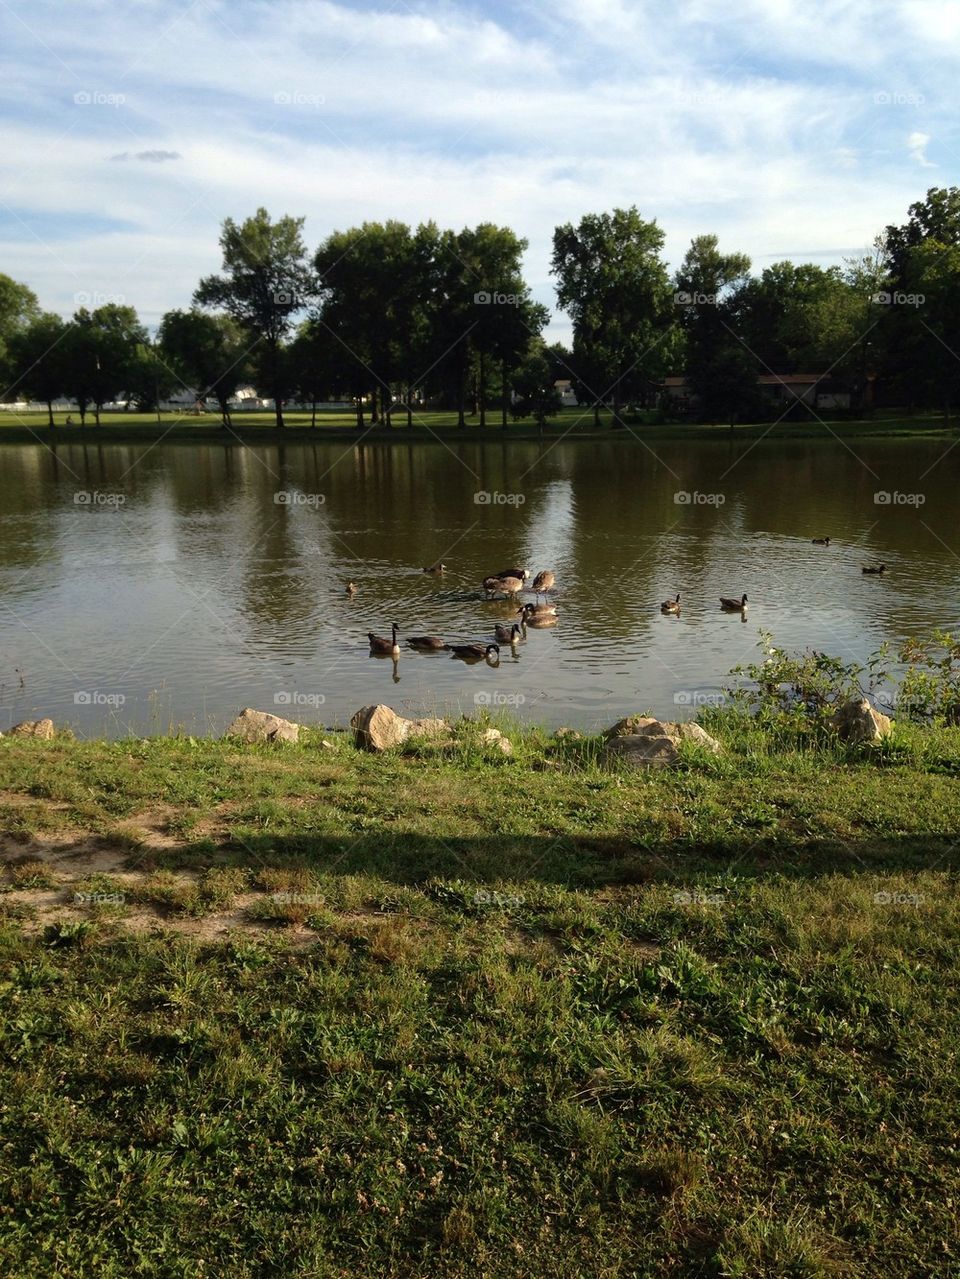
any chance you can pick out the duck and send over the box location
[660,592,681,614]
[494,622,523,646]
[345,580,357,596]
[531,569,555,600]
[812,537,831,546]
[720,593,748,612]
[862,564,886,575]
[518,601,558,620]
[406,635,449,651]
[422,562,446,575]
[368,623,400,656]
[449,642,500,663]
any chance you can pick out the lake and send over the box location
[0,433,957,738]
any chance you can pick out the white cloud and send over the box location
[907,130,935,166]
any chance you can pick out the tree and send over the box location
[8,313,69,426]
[286,320,340,427]
[552,208,678,426]
[510,339,564,432]
[61,304,148,424]
[885,187,960,279]
[674,235,754,422]
[0,274,40,392]
[195,208,316,429]
[158,309,249,426]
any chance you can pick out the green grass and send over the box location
[0,405,955,445]
[1,716,959,1276]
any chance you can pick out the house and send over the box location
[662,373,851,411]
[554,379,579,407]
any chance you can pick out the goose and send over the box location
[522,612,558,628]
[518,601,558,620]
[368,623,400,656]
[660,592,681,614]
[720,593,748,612]
[532,569,555,600]
[812,537,831,546]
[494,622,523,646]
[494,567,528,583]
[484,574,525,596]
[345,580,357,596]
[422,562,446,575]
[862,564,886,575]
[449,641,500,663]
[406,635,449,651]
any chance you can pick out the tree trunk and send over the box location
[457,372,466,427]
[94,402,101,427]
[406,383,413,428]
[311,398,317,429]
[47,400,55,428]
[479,351,486,428]
[355,395,364,429]
[502,361,508,428]
[593,400,600,429]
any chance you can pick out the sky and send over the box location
[1,0,957,342]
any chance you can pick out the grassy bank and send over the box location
[0,406,955,445]
[2,716,959,1276]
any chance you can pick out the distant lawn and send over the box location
[0,405,954,443]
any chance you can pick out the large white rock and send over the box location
[831,698,892,744]
[351,704,449,752]
[226,708,300,745]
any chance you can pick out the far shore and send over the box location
[0,406,955,446]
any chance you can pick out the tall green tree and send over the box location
[158,309,249,426]
[674,235,755,422]
[62,304,148,424]
[0,274,40,392]
[552,208,678,425]
[7,313,69,426]
[195,208,316,429]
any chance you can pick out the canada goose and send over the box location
[862,564,886,575]
[518,601,558,619]
[450,641,500,663]
[660,592,681,614]
[484,574,525,596]
[406,635,449,651]
[345,580,357,596]
[720,593,748,612]
[812,537,831,546]
[523,613,558,629]
[494,622,523,645]
[532,569,555,600]
[494,567,528,583]
[422,562,446,575]
[368,623,400,656]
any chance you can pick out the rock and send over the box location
[5,718,55,740]
[831,698,892,744]
[226,708,300,745]
[351,704,449,752]
[320,739,336,750]
[554,726,583,741]
[604,716,721,754]
[603,733,680,769]
[481,727,513,755]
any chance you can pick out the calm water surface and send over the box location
[0,435,957,737]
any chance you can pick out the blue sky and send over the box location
[1,0,956,340]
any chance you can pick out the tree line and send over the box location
[2,187,959,430]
